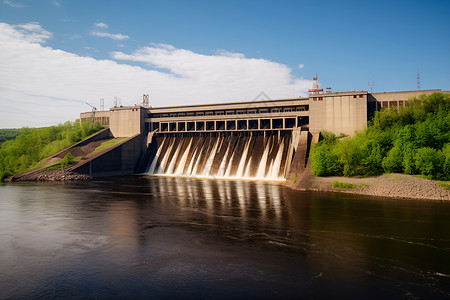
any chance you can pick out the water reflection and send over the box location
[1,177,450,299]
[144,177,296,244]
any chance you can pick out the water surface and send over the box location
[1,176,449,299]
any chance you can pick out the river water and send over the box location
[1,176,449,299]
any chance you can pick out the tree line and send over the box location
[0,121,102,181]
[0,129,21,144]
[311,92,450,180]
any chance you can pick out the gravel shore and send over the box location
[5,168,91,182]
[288,166,449,200]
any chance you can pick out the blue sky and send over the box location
[0,0,449,128]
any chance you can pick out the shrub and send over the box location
[332,181,356,189]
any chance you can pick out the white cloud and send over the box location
[90,30,129,40]
[0,22,311,128]
[11,22,52,43]
[298,63,304,69]
[52,0,61,7]
[94,22,108,29]
[3,0,24,8]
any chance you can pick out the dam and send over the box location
[78,88,448,179]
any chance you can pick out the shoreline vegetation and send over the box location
[310,93,449,181]
[298,92,449,200]
[0,121,102,181]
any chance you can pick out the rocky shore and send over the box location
[287,165,450,201]
[5,168,91,182]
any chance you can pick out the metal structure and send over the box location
[417,72,421,90]
[86,102,97,125]
[114,96,122,108]
[142,94,150,108]
[368,73,375,93]
[100,99,104,111]
[308,75,323,94]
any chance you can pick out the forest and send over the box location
[0,121,102,181]
[311,92,450,180]
[0,129,21,144]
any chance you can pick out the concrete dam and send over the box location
[146,132,293,180]
[78,88,446,179]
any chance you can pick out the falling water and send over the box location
[146,132,292,180]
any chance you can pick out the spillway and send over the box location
[146,132,293,180]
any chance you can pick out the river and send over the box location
[1,176,449,299]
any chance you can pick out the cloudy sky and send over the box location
[0,0,449,128]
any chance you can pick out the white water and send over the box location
[235,138,251,178]
[147,134,290,180]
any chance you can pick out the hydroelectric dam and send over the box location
[77,88,446,180]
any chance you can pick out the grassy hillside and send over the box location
[0,121,102,181]
[311,92,450,180]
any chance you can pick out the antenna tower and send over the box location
[100,98,104,111]
[368,73,375,93]
[308,74,323,94]
[142,94,149,108]
[417,72,421,90]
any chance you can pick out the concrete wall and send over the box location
[72,133,146,178]
[369,89,444,111]
[109,107,146,137]
[80,110,111,127]
[309,92,367,136]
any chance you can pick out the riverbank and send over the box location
[287,165,450,201]
[5,167,91,182]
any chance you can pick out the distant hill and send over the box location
[0,129,21,144]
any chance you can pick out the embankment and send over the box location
[287,165,450,200]
[6,129,149,182]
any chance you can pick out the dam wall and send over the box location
[78,88,449,179]
[145,130,298,180]
[72,133,146,178]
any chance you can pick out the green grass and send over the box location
[91,138,127,155]
[292,177,297,184]
[438,182,450,190]
[332,181,356,189]
[45,153,74,170]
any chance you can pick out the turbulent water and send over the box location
[1,176,450,299]
[146,132,292,180]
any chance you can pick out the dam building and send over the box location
[78,88,447,180]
